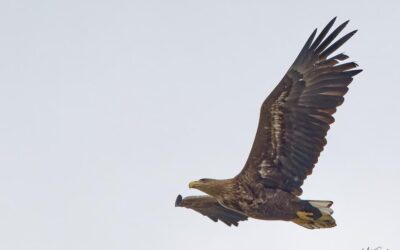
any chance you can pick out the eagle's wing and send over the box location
[175,195,248,226]
[237,18,362,196]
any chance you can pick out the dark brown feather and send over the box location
[175,195,248,226]
[236,18,362,195]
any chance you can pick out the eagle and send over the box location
[175,17,362,229]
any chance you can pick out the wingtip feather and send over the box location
[175,194,183,207]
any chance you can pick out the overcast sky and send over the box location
[0,1,399,250]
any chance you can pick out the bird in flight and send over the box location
[175,17,362,229]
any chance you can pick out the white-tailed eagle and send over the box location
[175,17,362,229]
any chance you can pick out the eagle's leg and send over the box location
[292,201,336,229]
[296,211,314,221]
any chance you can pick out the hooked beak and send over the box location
[189,181,201,189]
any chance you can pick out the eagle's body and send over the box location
[175,18,361,229]
[217,181,300,221]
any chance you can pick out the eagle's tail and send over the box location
[292,200,336,229]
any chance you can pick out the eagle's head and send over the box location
[189,178,215,188]
[189,178,232,197]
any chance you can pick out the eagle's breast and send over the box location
[219,182,298,220]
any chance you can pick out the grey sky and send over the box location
[0,1,399,250]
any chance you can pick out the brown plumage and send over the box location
[175,195,248,226]
[175,17,361,229]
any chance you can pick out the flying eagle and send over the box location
[175,18,362,229]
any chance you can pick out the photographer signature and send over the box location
[362,247,389,250]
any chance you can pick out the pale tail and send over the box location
[292,200,336,229]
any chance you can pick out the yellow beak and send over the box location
[189,181,201,188]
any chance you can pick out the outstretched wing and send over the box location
[237,18,362,195]
[175,195,248,226]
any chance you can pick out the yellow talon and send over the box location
[296,211,314,221]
